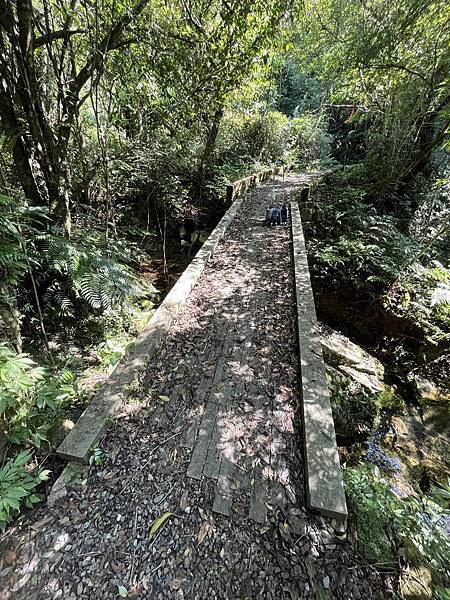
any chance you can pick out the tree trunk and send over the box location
[197,107,223,194]
[0,0,152,234]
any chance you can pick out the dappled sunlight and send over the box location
[0,175,310,598]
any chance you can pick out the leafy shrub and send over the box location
[376,388,405,413]
[307,183,418,291]
[217,110,290,166]
[384,264,450,346]
[36,232,152,319]
[345,465,450,590]
[0,449,49,526]
[0,194,47,349]
[289,113,334,169]
[304,167,450,348]
[0,344,75,447]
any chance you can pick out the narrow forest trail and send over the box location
[0,175,387,599]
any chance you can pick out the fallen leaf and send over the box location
[30,515,54,531]
[128,584,142,598]
[169,579,183,590]
[197,521,211,545]
[159,395,170,403]
[179,491,189,511]
[149,512,173,539]
[3,550,17,566]
[117,585,128,597]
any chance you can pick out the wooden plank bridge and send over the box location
[0,170,385,600]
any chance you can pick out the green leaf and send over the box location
[117,585,128,597]
[158,395,170,403]
[149,511,173,539]
[38,469,51,481]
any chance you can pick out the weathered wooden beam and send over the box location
[290,201,347,521]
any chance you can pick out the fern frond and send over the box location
[431,283,450,307]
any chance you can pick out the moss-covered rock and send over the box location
[326,366,378,445]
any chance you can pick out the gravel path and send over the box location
[0,176,390,599]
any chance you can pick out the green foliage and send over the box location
[306,168,419,291]
[274,61,325,117]
[304,167,450,348]
[375,388,405,413]
[89,447,104,466]
[0,194,43,286]
[0,449,49,526]
[384,265,450,346]
[0,344,75,447]
[329,372,378,443]
[295,0,450,190]
[216,110,290,165]
[345,465,395,563]
[0,194,47,348]
[37,231,151,318]
[431,478,450,507]
[345,465,450,589]
[289,113,334,169]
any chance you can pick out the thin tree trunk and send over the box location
[197,107,223,194]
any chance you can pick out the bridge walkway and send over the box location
[0,174,384,600]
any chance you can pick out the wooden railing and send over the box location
[226,164,291,203]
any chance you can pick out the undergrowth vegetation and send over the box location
[304,165,450,358]
[345,466,450,596]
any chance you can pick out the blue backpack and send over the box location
[270,207,281,226]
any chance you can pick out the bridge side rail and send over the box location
[57,194,245,464]
[226,164,291,203]
[290,200,347,521]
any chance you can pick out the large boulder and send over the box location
[407,372,450,404]
[320,324,385,393]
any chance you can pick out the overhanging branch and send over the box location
[34,29,85,49]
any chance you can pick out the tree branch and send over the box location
[368,62,431,87]
[34,28,85,49]
[70,0,152,99]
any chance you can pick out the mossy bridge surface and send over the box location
[0,173,386,599]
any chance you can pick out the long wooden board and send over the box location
[290,201,347,520]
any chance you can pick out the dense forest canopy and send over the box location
[0,0,449,596]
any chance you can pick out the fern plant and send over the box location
[0,449,49,526]
[0,194,46,285]
[0,194,47,350]
[35,233,151,318]
[431,281,450,308]
[0,344,75,447]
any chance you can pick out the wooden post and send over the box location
[300,186,310,203]
[226,184,234,203]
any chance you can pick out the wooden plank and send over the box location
[186,401,218,480]
[181,412,200,449]
[202,411,222,480]
[290,202,347,520]
[212,457,236,517]
[249,464,268,524]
